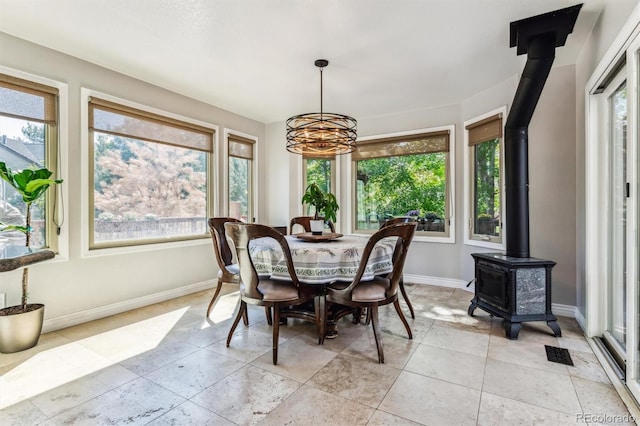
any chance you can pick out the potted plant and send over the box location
[301,182,339,234]
[0,162,62,353]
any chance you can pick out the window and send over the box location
[464,110,504,246]
[0,72,61,251]
[88,96,214,248]
[228,133,254,222]
[302,155,335,216]
[352,128,453,238]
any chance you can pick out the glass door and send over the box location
[602,75,628,370]
[588,22,640,408]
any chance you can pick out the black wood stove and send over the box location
[468,4,582,339]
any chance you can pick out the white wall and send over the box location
[266,64,581,305]
[0,32,265,324]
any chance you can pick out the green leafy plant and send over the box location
[301,182,339,224]
[0,162,63,311]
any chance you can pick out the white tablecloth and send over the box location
[248,234,396,284]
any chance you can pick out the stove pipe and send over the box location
[505,4,582,258]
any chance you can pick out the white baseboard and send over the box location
[41,274,580,333]
[551,302,577,318]
[42,280,215,333]
[574,307,586,330]
[404,274,471,291]
[404,275,577,319]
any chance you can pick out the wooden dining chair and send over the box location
[323,222,417,363]
[379,217,417,319]
[224,222,319,364]
[289,216,335,235]
[207,217,243,319]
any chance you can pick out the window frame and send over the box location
[302,155,337,215]
[0,66,68,258]
[225,130,257,222]
[463,106,507,249]
[347,125,455,243]
[81,88,218,253]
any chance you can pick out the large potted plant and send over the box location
[0,162,62,353]
[301,182,339,234]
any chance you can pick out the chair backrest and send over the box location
[289,216,335,234]
[225,222,301,300]
[208,217,243,268]
[379,217,412,229]
[348,222,417,298]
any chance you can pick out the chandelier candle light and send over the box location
[286,59,357,156]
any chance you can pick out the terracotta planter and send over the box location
[0,303,44,353]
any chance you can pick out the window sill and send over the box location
[82,237,210,258]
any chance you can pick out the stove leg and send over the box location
[504,320,521,339]
[547,320,562,337]
[468,299,478,316]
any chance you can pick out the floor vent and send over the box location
[545,345,574,366]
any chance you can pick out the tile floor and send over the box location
[0,283,635,425]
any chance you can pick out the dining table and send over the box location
[247,232,398,338]
[248,232,397,285]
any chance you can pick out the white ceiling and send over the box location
[0,0,604,124]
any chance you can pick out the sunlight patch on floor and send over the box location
[207,291,239,324]
[0,307,190,409]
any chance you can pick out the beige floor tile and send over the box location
[54,303,177,341]
[477,392,580,425]
[404,343,486,390]
[207,326,282,363]
[144,349,244,398]
[433,312,493,335]
[260,385,374,425]
[367,409,423,425]
[378,370,480,425]
[0,400,47,426]
[572,376,635,425]
[342,329,418,369]
[487,334,569,374]
[568,350,611,384]
[0,341,115,409]
[557,334,593,353]
[408,285,454,300]
[483,358,581,415]
[116,336,201,376]
[165,316,235,348]
[29,364,138,416]
[308,353,401,407]
[422,324,489,357]
[490,320,561,343]
[0,285,634,425]
[40,377,184,426]
[146,400,235,425]
[251,336,337,382]
[377,308,435,341]
[294,316,370,352]
[0,331,72,369]
[190,364,300,426]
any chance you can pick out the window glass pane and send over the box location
[472,138,501,237]
[229,156,250,222]
[0,116,49,250]
[93,132,207,244]
[355,153,447,232]
[304,158,333,216]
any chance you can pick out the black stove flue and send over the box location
[468,4,582,339]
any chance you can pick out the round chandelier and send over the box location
[286,59,357,156]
